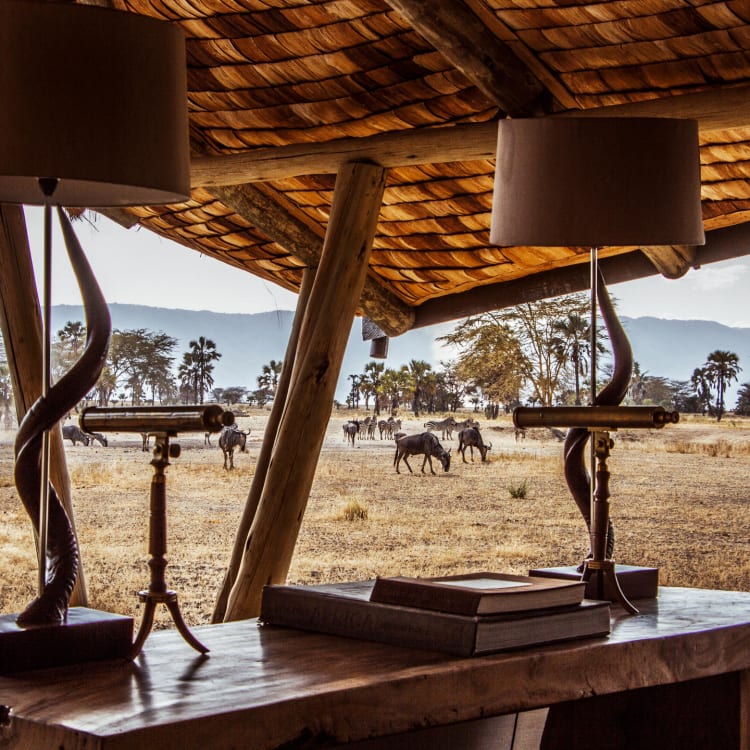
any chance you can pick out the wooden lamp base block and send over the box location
[0,607,133,674]
[529,565,659,601]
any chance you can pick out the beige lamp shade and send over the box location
[0,1,190,207]
[490,117,705,248]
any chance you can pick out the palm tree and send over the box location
[405,359,432,417]
[185,336,222,404]
[551,313,591,405]
[703,350,741,421]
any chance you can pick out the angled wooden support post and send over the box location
[223,161,386,621]
[212,265,316,622]
[0,204,87,606]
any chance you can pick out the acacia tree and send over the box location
[441,293,590,408]
[703,350,741,421]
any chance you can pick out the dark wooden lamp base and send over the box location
[0,607,133,674]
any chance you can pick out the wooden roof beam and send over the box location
[212,184,414,336]
[639,245,697,279]
[191,85,750,187]
[384,0,555,117]
[411,223,750,328]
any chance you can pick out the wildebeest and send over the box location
[458,427,492,463]
[343,420,359,446]
[394,432,451,475]
[62,424,89,446]
[219,425,249,470]
[85,431,108,447]
[424,417,457,440]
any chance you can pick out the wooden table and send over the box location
[0,587,749,749]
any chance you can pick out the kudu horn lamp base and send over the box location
[515,406,678,614]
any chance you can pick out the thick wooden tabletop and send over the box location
[1,587,750,749]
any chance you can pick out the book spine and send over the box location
[260,590,477,656]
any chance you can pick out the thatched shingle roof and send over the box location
[106,0,750,334]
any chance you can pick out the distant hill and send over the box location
[49,305,750,405]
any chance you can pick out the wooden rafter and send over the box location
[412,223,750,328]
[212,184,414,336]
[384,0,555,117]
[191,85,750,188]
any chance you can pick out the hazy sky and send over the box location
[24,207,750,328]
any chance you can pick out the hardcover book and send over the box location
[369,572,586,615]
[259,580,610,657]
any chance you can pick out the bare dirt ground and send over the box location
[1,411,748,633]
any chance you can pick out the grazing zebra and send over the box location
[219,425,249,470]
[454,418,480,431]
[394,432,451,475]
[365,417,377,440]
[378,419,392,440]
[458,427,492,463]
[62,424,89,446]
[424,416,457,440]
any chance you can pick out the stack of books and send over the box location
[259,572,611,657]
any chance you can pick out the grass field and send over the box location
[1,411,748,632]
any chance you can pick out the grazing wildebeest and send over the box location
[343,420,359,446]
[85,431,108,447]
[394,432,451,475]
[458,427,492,463]
[424,417,457,440]
[62,424,89,446]
[514,426,527,441]
[219,425,249,470]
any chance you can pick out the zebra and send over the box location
[219,425,249,470]
[424,417,457,440]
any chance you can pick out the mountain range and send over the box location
[50,304,750,405]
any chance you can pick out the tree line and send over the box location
[345,294,747,422]
[0,297,746,421]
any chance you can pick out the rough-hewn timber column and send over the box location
[0,204,87,606]
[224,162,386,620]
[212,265,315,623]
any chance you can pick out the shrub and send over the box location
[507,480,528,499]
[341,499,368,521]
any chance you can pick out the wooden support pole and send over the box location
[211,265,315,623]
[223,162,386,620]
[0,204,87,606]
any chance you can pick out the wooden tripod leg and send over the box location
[166,598,210,655]
[131,597,157,659]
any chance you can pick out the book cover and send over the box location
[369,572,585,615]
[259,580,610,657]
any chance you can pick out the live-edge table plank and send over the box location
[1,587,750,749]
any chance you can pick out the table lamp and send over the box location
[490,117,704,611]
[0,1,189,670]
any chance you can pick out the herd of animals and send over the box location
[61,422,250,471]
[342,415,499,475]
[62,413,521,475]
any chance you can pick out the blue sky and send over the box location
[25,207,750,328]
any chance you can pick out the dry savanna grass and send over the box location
[1,411,749,634]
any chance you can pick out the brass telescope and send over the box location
[513,405,679,430]
[80,404,234,435]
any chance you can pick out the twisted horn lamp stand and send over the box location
[81,406,234,657]
[514,406,679,614]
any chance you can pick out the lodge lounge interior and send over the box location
[0,1,749,748]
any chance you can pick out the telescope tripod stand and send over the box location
[580,430,638,615]
[131,433,209,659]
